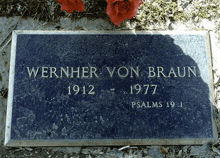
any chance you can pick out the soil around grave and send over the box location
[0,0,108,22]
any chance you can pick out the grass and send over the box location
[135,0,220,28]
[0,0,219,28]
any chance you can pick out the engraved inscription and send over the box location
[130,84,157,95]
[131,101,183,108]
[68,85,95,95]
[148,66,197,78]
[27,66,197,78]
[26,66,197,108]
[106,66,140,78]
[27,67,100,78]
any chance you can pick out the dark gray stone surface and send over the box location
[5,31,217,146]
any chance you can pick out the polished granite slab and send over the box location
[5,31,217,146]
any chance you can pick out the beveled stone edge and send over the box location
[206,32,218,140]
[5,138,218,147]
[4,31,18,146]
[13,30,208,35]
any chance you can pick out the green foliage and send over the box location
[135,0,220,28]
[136,0,186,28]
[192,0,220,19]
[0,0,219,26]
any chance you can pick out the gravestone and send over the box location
[5,31,217,146]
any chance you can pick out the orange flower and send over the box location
[106,0,143,26]
[56,0,85,13]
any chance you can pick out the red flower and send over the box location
[106,0,143,26]
[56,0,85,13]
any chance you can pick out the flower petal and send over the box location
[56,0,85,13]
[106,0,143,26]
